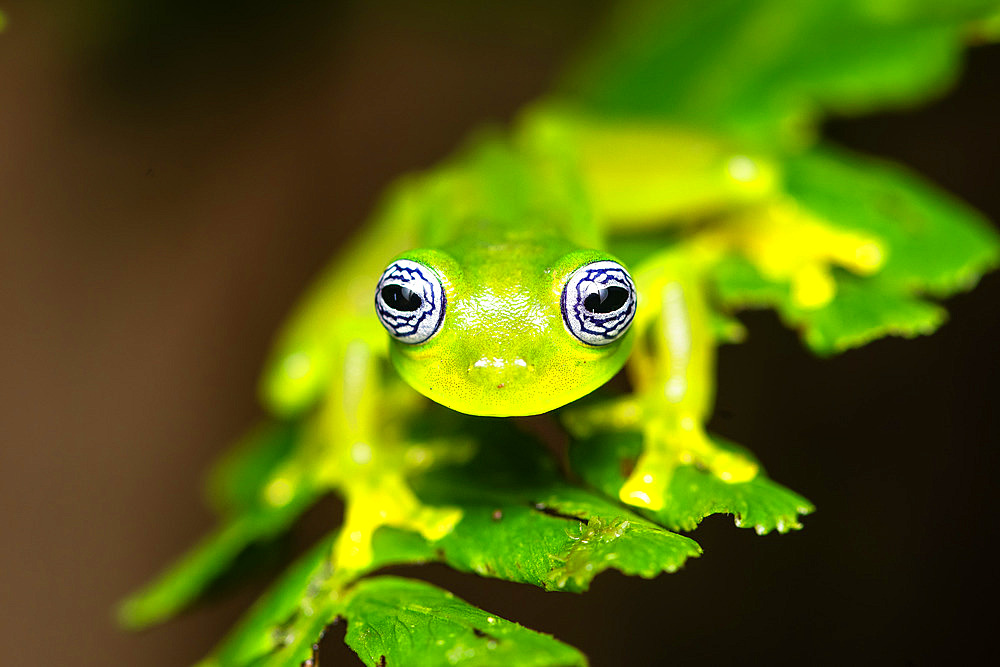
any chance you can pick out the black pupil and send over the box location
[583,286,629,314]
[381,284,422,311]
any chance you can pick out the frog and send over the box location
[256,105,883,570]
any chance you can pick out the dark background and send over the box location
[1,2,997,665]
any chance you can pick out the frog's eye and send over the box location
[375,259,446,344]
[561,260,637,346]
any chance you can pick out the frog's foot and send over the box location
[564,398,758,510]
[711,200,885,309]
[620,417,758,511]
[334,474,462,571]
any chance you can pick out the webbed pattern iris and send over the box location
[561,260,636,346]
[375,259,446,344]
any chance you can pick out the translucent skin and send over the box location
[255,108,878,567]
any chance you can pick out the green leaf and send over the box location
[570,431,813,534]
[414,420,702,591]
[197,533,337,667]
[202,529,437,667]
[785,147,1000,297]
[199,425,698,665]
[713,147,998,355]
[435,488,701,591]
[339,576,587,667]
[561,0,998,146]
[203,533,584,667]
[794,280,947,354]
[122,419,700,632]
[713,257,950,355]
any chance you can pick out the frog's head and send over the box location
[374,247,636,417]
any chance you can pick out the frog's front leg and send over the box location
[299,321,463,571]
[564,254,757,511]
[334,464,462,570]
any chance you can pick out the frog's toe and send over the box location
[619,473,666,510]
[704,449,759,483]
[667,421,760,484]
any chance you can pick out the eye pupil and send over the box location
[583,286,629,314]
[381,285,422,311]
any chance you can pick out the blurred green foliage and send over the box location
[563,0,1000,147]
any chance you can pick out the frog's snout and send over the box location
[391,327,631,417]
[457,354,542,414]
[468,355,534,387]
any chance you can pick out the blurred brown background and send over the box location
[1,1,998,665]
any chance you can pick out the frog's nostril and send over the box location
[470,356,532,371]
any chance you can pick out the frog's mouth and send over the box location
[389,331,633,417]
[446,355,549,417]
[410,354,603,417]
